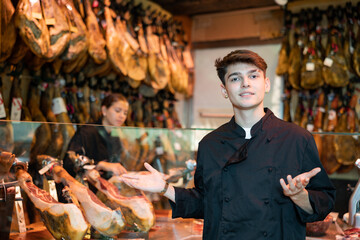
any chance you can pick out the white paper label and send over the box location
[306,62,315,71]
[303,46,308,55]
[174,142,181,151]
[156,146,164,155]
[306,123,314,132]
[52,97,67,115]
[38,162,56,175]
[328,110,336,120]
[0,93,6,118]
[10,98,22,121]
[318,107,325,113]
[323,57,333,67]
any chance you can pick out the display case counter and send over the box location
[0,120,359,240]
[9,210,203,240]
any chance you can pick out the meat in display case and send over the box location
[0,120,207,239]
[0,120,358,239]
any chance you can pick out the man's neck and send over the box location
[234,107,265,128]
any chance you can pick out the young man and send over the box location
[122,50,336,239]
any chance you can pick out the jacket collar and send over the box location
[229,108,273,138]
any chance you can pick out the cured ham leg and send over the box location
[16,168,89,240]
[85,170,155,232]
[83,0,106,64]
[0,0,17,62]
[0,151,15,180]
[15,0,50,58]
[37,155,126,236]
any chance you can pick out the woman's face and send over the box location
[102,100,129,127]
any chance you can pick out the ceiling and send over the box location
[149,0,282,16]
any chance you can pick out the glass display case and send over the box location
[0,120,358,239]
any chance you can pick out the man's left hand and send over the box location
[280,167,321,197]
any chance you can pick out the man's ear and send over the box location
[220,84,228,98]
[265,77,270,93]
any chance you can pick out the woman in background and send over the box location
[63,93,129,178]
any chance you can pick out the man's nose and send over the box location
[242,77,250,87]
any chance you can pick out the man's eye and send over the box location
[230,77,239,82]
[249,74,258,79]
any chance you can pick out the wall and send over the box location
[175,44,284,129]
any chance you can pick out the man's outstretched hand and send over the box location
[280,167,321,197]
[121,162,167,193]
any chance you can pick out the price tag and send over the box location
[306,62,315,71]
[38,162,55,175]
[0,93,6,118]
[156,146,164,155]
[174,142,181,151]
[32,12,42,20]
[318,107,325,113]
[323,57,333,67]
[10,98,22,121]
[45,18,56,25]
[303,46,308,55]
[52,97,67,115]
[306,123,314,132]
[328,110,336,120]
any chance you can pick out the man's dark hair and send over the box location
[215,50,268,84]
[101,93,128,108]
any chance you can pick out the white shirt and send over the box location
[244,127,252,139]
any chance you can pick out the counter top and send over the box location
[9,210,346,240]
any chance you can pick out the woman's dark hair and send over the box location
[215,49,268,85]
[101,93,128,108]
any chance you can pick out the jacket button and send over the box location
[268,168,273,173]
[263,231,268,237]
[264,199,270,204]
[223,167,228,172]
[223,228,228,234]
[225,197,230,202]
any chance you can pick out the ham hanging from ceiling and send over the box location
[40,0,71,60]
[300,32,324,90]
[288,33,301,90]
[58,0,88,61]
[85,170,155,232]
[15,0,50,58]
[322,29,350,88]
[83,0,107,64]
[334,94,358,171]
[37,155,126,236]
[104,6,129,76]
[0,0,17,62]
[16,167,89,240]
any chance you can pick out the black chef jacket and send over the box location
[170,108,336,240]
[63,121,123,178]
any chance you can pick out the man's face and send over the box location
[221,62,270,111]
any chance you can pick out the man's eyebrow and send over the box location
[227,69,260,79]
[247,69,261,74]
[227,72,241,78]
